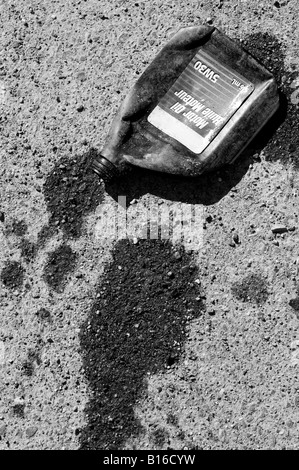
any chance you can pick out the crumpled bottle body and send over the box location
[92,24,279,180]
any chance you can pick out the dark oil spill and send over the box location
[40,149,104,291]
[231,273,269,305]
[2,150,103,292]
[79,239,205,450]
[40,148,104,242]
[242,33,299,167]
[0,261,25,290]
[43,243,77,293]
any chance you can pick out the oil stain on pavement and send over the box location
[231,273,269,305]
[41,149,104,292]
[242,33,299,167]
[1,150,104,293]
[79,239,205,450]
[0,260,25,290]
[43,243,77,293]
[41,148,104,241]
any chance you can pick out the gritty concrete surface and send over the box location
[1,0,299,450]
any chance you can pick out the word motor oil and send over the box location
[92,24,279,181]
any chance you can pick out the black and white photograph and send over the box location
[0,0,298,454]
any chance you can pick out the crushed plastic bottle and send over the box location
[92,24,279,181]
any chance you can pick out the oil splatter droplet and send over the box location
[242,33,299,167]
[1,261,25,290]
[41,148,104,241]
[231,273,269,305]
[43,244,77,292]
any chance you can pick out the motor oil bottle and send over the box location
[92,24,279,181]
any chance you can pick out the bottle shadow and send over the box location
[105,90,287,207]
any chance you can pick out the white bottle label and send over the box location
[148,48,254,154]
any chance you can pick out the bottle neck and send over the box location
[91,155,119,182]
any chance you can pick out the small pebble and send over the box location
[77,71,87,81]
[271,224,288,234]
[26,426,38,438]
[76,104,84,112]
[232,233,240,244]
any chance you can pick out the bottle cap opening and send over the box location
[91,155,119,182]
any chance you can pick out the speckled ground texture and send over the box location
[1,0,299,450]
